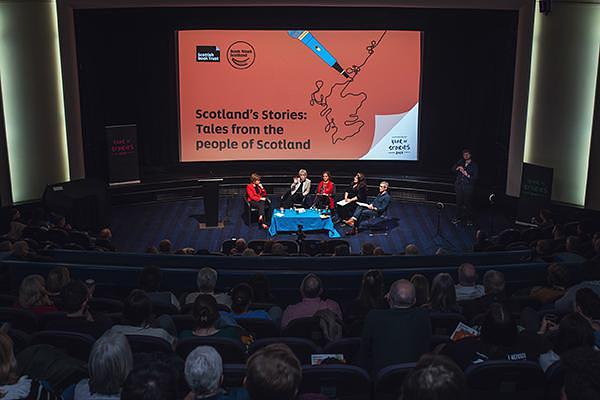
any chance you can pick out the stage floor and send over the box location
[109,197,513,255]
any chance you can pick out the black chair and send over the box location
[374,363,417,400]
[505,241,531,251]
[465,360,545,400]
[521,228,541,243]
[250,338,319,365]
[323,337,361,364]
[282,317,326,347]
[68,231,92,249]
[223,364,247,389]
[7,329,31,354]
[301,239,324,256]
[104,312,123,325]
[37,312,68,330]
[275,240,299,254]
[544,361,564,400]
[0,307,38,333]
[430,334,451,351]
[243,197,260,227]
[31,330,95,362]
[176,337,246,364]
[247,240,267,254]
[236,318,279,339]
[496,229,522,247]
[88,297,124,313]
[300,364,371,400]
[0,294,16,307]
[152,302,179,316]
[429,312,465,336]
[172,314,195,333]
[221,239,237,255]
[47,228,69,245]
[323,239,351,254]
[126,335,173,354]
[21,226,48,243]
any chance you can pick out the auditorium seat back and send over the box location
[374,363,417,400]
[464,360,545,400]
[31,330,95,362]
[300,364,371,400]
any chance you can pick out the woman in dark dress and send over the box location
[337,172,367,221]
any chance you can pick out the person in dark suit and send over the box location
[344,181,391,235]
[356,279,432,373]
[451,149,478,226]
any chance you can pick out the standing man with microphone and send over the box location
[452,149,478,226]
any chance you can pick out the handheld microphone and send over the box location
[288,30,350,78]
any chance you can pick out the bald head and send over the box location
[301,273,322,299]
[388,279,416,308]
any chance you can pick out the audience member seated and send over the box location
[0,241,13,252]
[461,270,508,321]
[356,279,431,372]
[360,242,375,256]
[271,243,288,256]
[258,240,274,256]
[373,246,385,256]
[146,246,159,254]
[245,344,301,400]
[333,245,350,256]
[400,354,467,400]
[45,280,112,338]
[15,275,58,315]
[423,273,462,314]
[230,239,247,256]
[221,284,280,323]
[4,208,26,241]
[473,229,494,252]
[108,290,176,347]
[158,239,172,254]
[404,244,419,255]
[535,239,555,260]
[281,273,342,329]
[455,263,484,301]
[180,295,242,343]
[49,213,72,232]
[139,265,180,311]
[121,361,178,400]
[538,312,596,372]
[345,269,388,322]
[184,346,247,400]
[242,248,257,257]
[249,273,276,304]
[534,208,554,231]
[411,274,430,307]
[185,267,232,307]
[95,228,116,252]
[552,224,567,251]
[74,332,133,400]
[554,275,600,312]
[46,266,71,305]
[11,241,49,262]
[441,303,549,370]
[560,347,600,400]
[29,208,49,229]
[529,263,569,306]
[574,288,600,346]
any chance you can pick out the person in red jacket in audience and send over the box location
[246,173,270,230]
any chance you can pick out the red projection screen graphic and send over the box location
[177,30,421,162]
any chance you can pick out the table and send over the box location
[268,208,341,238]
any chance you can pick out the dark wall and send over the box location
[74,7,517,191]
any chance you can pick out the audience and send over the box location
[360,242,375,256]
[560,346,600,400]
[249,273,276,304]
[241,248,257,257]
[139,265,180,311]
[425,273,462,314]
[230,239,247,256]
[346,269,388,322]
[46,266,71,298]
[259,240,274,256]
[16,274,58,315]
[245,344,301,400]
[183,346,226,400]
[222,283,279,323]
[574,288,600,346]
[529,263,569,305]
[373,246,385,256]
[271,243,288,256]
[96,228,116,251]
[158,239,172,254]
[454,263,484,301]
[281,273,342,329]
[180,295,242,342]
[400,354,467,400]
[555,276,600,312]
[74,332,133,400]
[185,267,232,307]
[405,244,419,255]
[410,274,430,307]
[461,270,508,321]
[441,303,548,370]
[333,244,350,256]
[356,279,431,372]
[108,290,176,347]
[121,361,177,400]
[45,280,112,338]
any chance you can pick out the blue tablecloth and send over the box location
[268,208,341,238]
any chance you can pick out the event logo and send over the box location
[196,46,220,62]
[227,41,256,70]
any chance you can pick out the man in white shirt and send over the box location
[281,169,311,208]
[454,263,485,301]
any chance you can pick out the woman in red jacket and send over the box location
[246,173,270,229]
[314,170,335,210]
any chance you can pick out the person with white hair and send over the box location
[281,169,311,209]
[185,267,232,306]
[74,331,133,399]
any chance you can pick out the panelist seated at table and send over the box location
[336,172,367,221]
[313,170,335,210]
[345,181,391,235]
[246,173,270,230]
[281,169,311,209]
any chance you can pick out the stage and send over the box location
[109,196,512,255]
